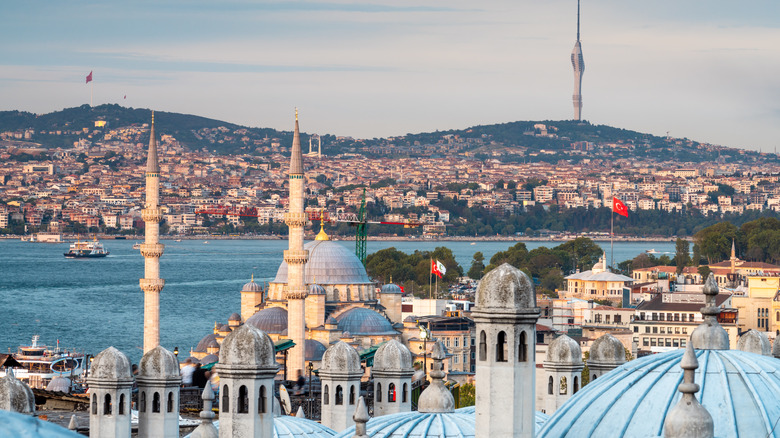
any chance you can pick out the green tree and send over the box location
[467,252,485,280]
[675,238,690,274]
[698,265,712,280]
[458,382,475,407]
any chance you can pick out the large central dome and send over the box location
[272,240,371,285]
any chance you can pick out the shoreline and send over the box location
[1,234,681,242]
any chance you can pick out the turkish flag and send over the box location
[86,71,93,84]
[613,197,629,217]
[431,259,443,279]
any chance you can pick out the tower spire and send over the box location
[571,0,585,121]
[576,0,580,41]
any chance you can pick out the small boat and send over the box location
[132,242,141,250]
[64,239,109,258]
[0,335,86,390]
[646,249,659,254]
[174,239,182,242]
[203,241,209,244]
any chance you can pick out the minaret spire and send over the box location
[139,110,165,354]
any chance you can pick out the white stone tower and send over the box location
[586,333,626,381]
[214,324,278,438]
[137,346,181,438]
[543,334,583,414]
[473,263,540,438]
[372,339,414,416]
[285,109,309,378]
[88,347,133,438]
[571,0,585,121]
[319,341,363,431]
[140,111,165,354]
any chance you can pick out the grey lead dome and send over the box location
[218,324,277,368]
[736,329,771,356]
[475,263,535,310]
[140,345,180,379]
[320,341,361,374]
[373,339,413,372]
[546,334,583,365]
[90,346,132,381]
[588,333,626,367]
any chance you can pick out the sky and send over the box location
[1,1,779,152]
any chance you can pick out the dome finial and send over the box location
[417,341,454,413]
[352,396,370,438]
[663,344,714,438]
[691,273,729,350]
[315,209,329,241]
[189,383,218,437]
[251,273,254,282]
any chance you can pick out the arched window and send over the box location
[140,391,146,412]
[592,374,597,381]
[402,383,408,403]
[479,331,487,361]
[119,394,125,415]
[376,382,382,402]
[259,386,267,413]
[519,331,528,362]
[323,385,329,405]
[103,393,112,415]
[776,311,779,322]
[92,394,97,414]
[238,385,249,413]
[388,383,396,402]
[335,385,343,405]
[222,385,230,413]
[349,385,356,405]
[559,377,568,395]
[167,392,174,413]
[548,376,553,395]
[496,331,507,362]
[573,376,579,394]
[152,392,160,413]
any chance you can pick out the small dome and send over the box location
[195,334,218,353]
[46,376,72,393]
[242,279,263,292]
[475,263,535,311]
[0,371,35,414]
[325,316,338,325]
[320,341,361,374]
[272,240,372,285]
[184,414,337,438]
[380,284,403,294]
[200,354,219,365]
[588,333,626,367]
[335,307,397,335]
[218,324,277,368]
[140,345,180,379]
[736,330,771,356]
[334,411,475,438]
[545,335,583,366]
[305,339,327,362]
[455,406,549,432]
[90,346,132,381]
[206,339,220,349]
[0,410,82,437]
[228,312,241,322]
[246,307,289,334]
[309,284,326,295]
[373,339,413,372]
[217,324,231,333]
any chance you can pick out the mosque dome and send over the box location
[380,284,403,294]
[587,333,625,367]
[245,307,288,334]
[538,348,780,438]
[334,411,475,438]
[321,341,361,374]
[305,339,327,362]
[228,312,241,322]
[335,307,397,336]
[194,334,218,353]
[242,278,263,292]
[272,240,372,285]
[455,406,549,432]
[90,346,132,381]
[0,410,82,437]
[218,324,277,368]
[546,334,583,365]
[187,414,336,438]
[736,329,771,356]
[200,354,219,365]
[309,284,326,295]
[373,339,413,372]
[475,263,535,311]
[140,346,180,379]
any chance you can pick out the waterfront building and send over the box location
[561,253,633,306]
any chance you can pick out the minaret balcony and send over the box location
[284,287,308,300]
[284,249,309,264]
[284,212,308,227]
[142,208,163,223]
[140,278,166,293]
[140,243,165,258]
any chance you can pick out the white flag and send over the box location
[436,260,446,276]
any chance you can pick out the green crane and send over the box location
[355,188,367,265]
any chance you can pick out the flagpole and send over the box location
[610,208,614,272]
[90,81,93,107]
[429,258,433,300]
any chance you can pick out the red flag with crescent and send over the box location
[613,197,628,217]
[86,71,93,84]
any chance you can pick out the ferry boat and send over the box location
[0,336,86,390]
[132,242,142,250]
[64,240,109,258]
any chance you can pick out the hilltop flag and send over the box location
[86,71,93,84]
[431,259,446,278]
[613,197,628,217]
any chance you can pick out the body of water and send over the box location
[0,238,673,364]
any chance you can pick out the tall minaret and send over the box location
[139,111,165,354]
[285,109,308,377]
[571,0,585,121]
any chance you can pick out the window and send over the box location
[104,393,112,415]
[548,376,553,395]
[446,338,450,347]
[167,392,174,413]
[496,331,507,362]
[238,385,248,414]
[454,355,459,364]
[633,326,638,333]
[388,383,396,402]
[92,394,98,415]
[119,394,126,415]
[350,385,356,405]
[645,327,650,333]
[140,392,146,413]
[336,385,343,405]
[573,376,579,394]
[153,392,160,413]
[681,314,687,322]
[614,315,622,324]
[402,383,408,403]
[653,327,658,334]
[323,385,329,405]
[479,331,487,361]
[643,338,649,346]
[376,383,382,402]
[660,327,665,334]
[454,337,460,347]
[222,385,230,413]
[519,331,528,362]
[259,386,267,413]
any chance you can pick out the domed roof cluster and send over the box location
[272,240,372,285]
[373,339,413,372]
[321,341,362,374]
[218,324,277,368]
[140,345,180,379]
[538,348,780,438]
[380,284,403,294]
[588,333,625,367]
[194,333,218,353]
[334,307,397,336]
[475,263,535,310]
[546,334,583,365]
[246,306,288,334]
[309,283,326,295]
[455,406,549,432]
[90,346,132,381]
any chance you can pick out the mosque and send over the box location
[3,113,780,438]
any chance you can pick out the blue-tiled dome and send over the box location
[245,306,288,334]
[380,284,403,294]
[187,415,336,438]
[334,307,397,336]
[455,406,549,431]
[538,349,780,438]
[272,241,372,285]
[334,411,475,438]
[0,410,82,437]
[305,339,327,361]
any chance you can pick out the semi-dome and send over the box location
[305,339,327,362]
[380,284,403,294]
[475,263,535,310]
[320,341,361,374]
[736,329,771,356]
[0,370,35,414]
[194,334,218,353]
[0,410,82,437]
[455,406,549,432]
[373,339,413,371]
[228,312,241,322]
[139,345,180,379]
[245,306,288,334]
[335,307,397,336]
[90,346,132,381]
[546,334,583,365]
[588,333,625,366]
[218,324,277,368]
[538,348,780,438]
[272,240,372,285]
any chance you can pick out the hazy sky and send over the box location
[2,1,779,152]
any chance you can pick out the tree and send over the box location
[459,382,475,407]
[631,253,653,270]
[698,265,712,281]
[675,238,690,274]
[467,252,485,280]
[694,222,738,263]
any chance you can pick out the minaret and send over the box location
[571,0,585,121]
[139,112,165,354]
[285,109,308,378]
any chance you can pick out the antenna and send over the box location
[576,0,581,41]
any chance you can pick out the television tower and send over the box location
[571,0,585,121]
